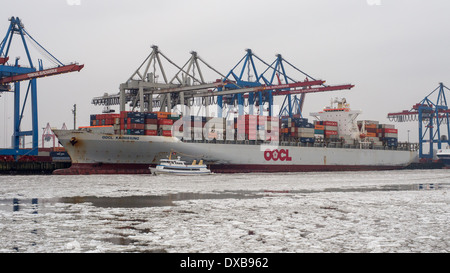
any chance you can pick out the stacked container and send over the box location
[314,122,325,139]
[85,112,403,148]
[115,111,182,136]
[205,117,225,140]
[237,115,257,140]
[322,121,338,140]
[90,114,120,133]
[260,116,279,142]
[358,120,382,146]
[118,112,145,135]
[280,117,291,138]
[358,120,378,138]
[378,124,398,147]
[157,117,173,136]
[183,116,206,140]
[280,117,314,143]
[226,119,236,140]
[90,114,120,126]
[144,112,158,135]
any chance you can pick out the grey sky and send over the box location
[1,0,450,147]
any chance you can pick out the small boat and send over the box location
[150,156,212,175]
[436,148,450,169]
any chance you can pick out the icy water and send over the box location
[0,170,449,253]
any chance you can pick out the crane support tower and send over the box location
[0,16,84,157]
[387,83,450,160]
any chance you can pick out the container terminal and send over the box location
[0,17,448,174]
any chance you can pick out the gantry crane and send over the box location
[217,49,354,118]
[0,16,84,157]
[387,83,450,160]
[92,46,354,119]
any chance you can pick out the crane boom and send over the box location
[0,63,84,84]
[239,83,352,98]
[206,80,326,97]
[0,57,8,64]
[271,84,354,96]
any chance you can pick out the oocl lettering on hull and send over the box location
[264,149,292,161]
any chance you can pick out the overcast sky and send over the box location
[1,0,450,147]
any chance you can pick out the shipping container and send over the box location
[324,130,338,136]
[145,124,158,130]
[382,128,398,134]
[128,129,145,135]
[300,137,315,143]
[323,121,338,126]
[145,118,158,124]
[145,112,157,119]
[145,130,157,136]
[160,125,173,131]
[158,119,174,125]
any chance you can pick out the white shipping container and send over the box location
[298,127,314,133]
[384,133,398,138]
[296,132,315,138]
[358,120,379,125]
[379,124,395,129]
[324,125,338,131]
[160,125,173,131]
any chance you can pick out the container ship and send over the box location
[53,98,418,175]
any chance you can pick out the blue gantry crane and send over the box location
[0,16,84,158]
[388,82,450,160]
[217,49,354,118]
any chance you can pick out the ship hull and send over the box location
[53,130,418,175]
[436,149,450,169]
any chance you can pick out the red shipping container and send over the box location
[162,130,172,136]
[145,118,158,124]
[129,123,145,130]
[323,121,338,126]
[145,130,157,136]
[120,111,130,118]
[383,128,398,134]
[158,119,174,125]
[324,130,338,135]
[238,115,257,122]
[237,120,257,126]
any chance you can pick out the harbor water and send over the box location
[0,169,449,253]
